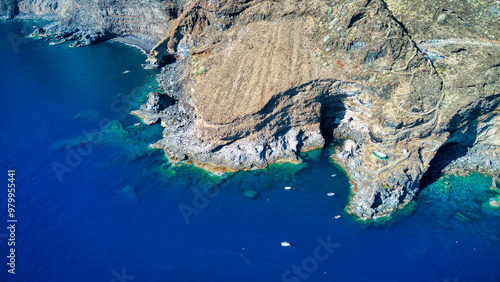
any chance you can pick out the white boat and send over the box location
[284,186,292,190]
[281,242,291,247]
[327,193,335,196]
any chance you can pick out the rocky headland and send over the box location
[3,0,498,220]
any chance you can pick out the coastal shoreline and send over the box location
[2,0,498,221]
[110,36,154,56]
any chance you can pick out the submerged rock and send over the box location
[489,195,500,209]
[244,190,258,199]
[123,185,137,194]
[73,109,101,121]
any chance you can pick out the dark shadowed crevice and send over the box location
[159,54,177,67]
[419,142,470,188]
[370,193,383,209]
[379,0,412,39]
[451,48,467,54]
[166,5,179,19]
[296,130,307,154]
[320,116,338,145]
[320,104,345,146]
[13,5,19,16]
[347,13,365,29]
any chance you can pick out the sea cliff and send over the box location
[3,0,498,219]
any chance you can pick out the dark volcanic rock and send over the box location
[140,92,175,113]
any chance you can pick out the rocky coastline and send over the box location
[110,36,153,55]
[3,0,499,220]
[443,144,500,176]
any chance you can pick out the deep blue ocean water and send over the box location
[0,20,499,282]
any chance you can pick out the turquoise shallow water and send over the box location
[0,20,499,281]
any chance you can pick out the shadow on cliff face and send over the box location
[13,2,19,16]
[419,142,471,188]
[224,79,347,153]
[420,100,490,189]
[158,54,177,68]
[320,96,346,145]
